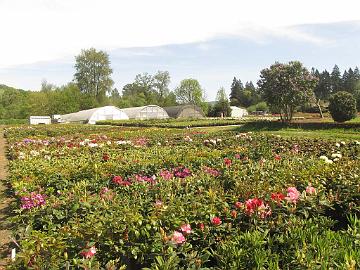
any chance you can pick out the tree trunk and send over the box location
[316,99,324,118]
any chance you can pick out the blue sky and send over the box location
[0,0,359,100]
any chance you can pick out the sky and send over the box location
[1,0,360,100]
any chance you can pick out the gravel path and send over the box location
[0,127,12,268]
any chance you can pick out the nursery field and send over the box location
[3,125,360,269]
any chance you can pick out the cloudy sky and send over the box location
[1,0,360,100]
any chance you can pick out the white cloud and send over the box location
[0,0,359,67]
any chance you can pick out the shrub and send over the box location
[329,91,357,122]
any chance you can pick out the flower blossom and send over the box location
[180,224,192,235]
[286,187,300,203]
[211,217,222,226]
[21,193,46,209]
[159,170,173,180]
[80,246,96,259]
[271,192,285,203]
[223,158,232,167]
[171,231,186,244]
[245,198,271,218]
[173,167,192,178]
[203,167,220,177]
[306,185,316,195]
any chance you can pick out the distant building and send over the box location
[230,106,248,118]
[164,105,204,119]
[29,116,51,125]
[60,106,129,124]
[121,105,169,120]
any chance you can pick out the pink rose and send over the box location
[180,224,192,235]
[286,187,300,203]
[171,231,186,244]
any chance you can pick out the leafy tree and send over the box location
[153,71,171,99]
[328,91,357,122]
[258,61,318,123]
[209,87,231,117]
[229,77,243,106]
[74,48,114,104]
[174,78,204,104]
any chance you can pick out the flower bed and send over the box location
[4,125,360,269]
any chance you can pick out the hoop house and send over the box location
[121,105,169,120]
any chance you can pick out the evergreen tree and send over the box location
[229,77,243,106]
[330,65,342,93]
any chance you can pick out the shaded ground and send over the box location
[0,127,13,269]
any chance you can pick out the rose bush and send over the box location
[4,125,360,269]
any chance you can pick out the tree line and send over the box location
[0,47,359,120]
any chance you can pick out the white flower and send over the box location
[30,150,40,157]
[340,141,346,145]
[107,141,112,145]
[335,143,340,147]
[325,159,333,164]
[88,143,98,148]
[331,153,342,159]
[355,141,360,145]
[157,142,161,146]
[319,155,328,161]
[333,158,339,162]
[184,136,193,142]
[79,141,85,146]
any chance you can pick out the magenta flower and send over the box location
[21,192,46,209]
[286,187,300,203]
[180,224,192,235]
[171,231,186,244]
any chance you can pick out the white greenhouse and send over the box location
[230,106,248,118]
[121,105,169,120]
[60,106,129,124]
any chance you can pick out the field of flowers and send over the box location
[4,125,360,269]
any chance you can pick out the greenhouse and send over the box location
[121,105,169,120]
[60,106,129,124]
[230,106,248,118]
[164,105,204,119]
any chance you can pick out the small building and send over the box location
[164,105,204,119]
[121,105,169,120]
[60,106,129,124]
[29,116,51,125]
[230,106,248,118]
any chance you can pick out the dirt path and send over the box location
[0,127,12,268]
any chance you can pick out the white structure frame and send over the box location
[29,116,51,125]
[121,105,169,120]
[61,106,129,124]
[230,106,248,118]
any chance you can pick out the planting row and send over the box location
[4,125,360,269]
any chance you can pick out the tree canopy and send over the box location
[74,48,114,104]
[258,61,318,122]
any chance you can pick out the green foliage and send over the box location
[174,78,207,113]
[74,48,114,103]
[208,87,231,117]
[328,91,357,122]
[258,61,318,122]
[5,125,360,269]
[247,102,269,113]
[120,71,177,108]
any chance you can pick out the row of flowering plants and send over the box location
[4,125,360,269]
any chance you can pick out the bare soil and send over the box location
[0,127,13,269]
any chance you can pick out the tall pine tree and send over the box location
[229,77,243,106]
